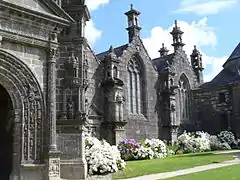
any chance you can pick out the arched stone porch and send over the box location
[0,49,46,180]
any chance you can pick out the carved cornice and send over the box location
[0,30,50,48]
[0,14,63,48]
[0,1,70,26]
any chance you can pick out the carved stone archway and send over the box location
[0,49,45,179]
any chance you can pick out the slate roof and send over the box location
[96,44,128,61]
[201,42,240,88]
[201,67,240,88]
[152,53,175,73]
[223,43,240,67]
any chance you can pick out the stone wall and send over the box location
[56,42,103,130]
[193,86,232,134]
[170,51,199,129]
[118,38,159,140]
[1,41,47,90]
[231,84,240,137]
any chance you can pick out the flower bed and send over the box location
[118,138,168,161]
[84,130,240,175]
[177,130,239,153]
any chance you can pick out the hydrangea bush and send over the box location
[118,138,168,161]
[118,139,140,161]
[133,146,154,160]
[143,139,167,159]
[177,131,211,153]
[85,134,125,175]
[177,130,238,153]
[218,131,236,146]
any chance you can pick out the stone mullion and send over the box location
[127,70,131,112]
[136,72,141,114]
[129,71,133,113]
[132,72,136,113]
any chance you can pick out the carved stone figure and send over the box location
[66,98,74,119]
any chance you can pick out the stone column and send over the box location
[75,42,87,179]
[46,31,61,180]
[78,122,87,179]
[10,110,20,180]
[170,126,179,145]
[113,122,127,145]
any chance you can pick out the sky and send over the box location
[85,0,240,82]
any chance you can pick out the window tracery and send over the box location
[127,57,142,114]
[178,74,190,122]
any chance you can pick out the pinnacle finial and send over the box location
[159,43,169,57]
[130,4,133,10]
[109,45,114,52]
[175,20,178,27]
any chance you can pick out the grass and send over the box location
[165,164,240,180]
[113,152,234,179]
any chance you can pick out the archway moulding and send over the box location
[0,49,46,165]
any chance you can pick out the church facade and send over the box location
[0,0,239,179]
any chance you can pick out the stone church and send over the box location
[0,0,239,179]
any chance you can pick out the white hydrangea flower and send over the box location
[218,131,236,145]
[85,134,125,175]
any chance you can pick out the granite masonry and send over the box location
[0,0,240,179]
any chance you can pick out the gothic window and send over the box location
[127,57,142,114]
[178,74,190,123]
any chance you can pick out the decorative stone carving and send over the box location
[66,98,75,119]
[23,83,43,162]
[0,50,45,164]
[0,18,49,41]
[49,159,60,177]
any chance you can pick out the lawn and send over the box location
[113,152,234,179]
[165,163,240,180]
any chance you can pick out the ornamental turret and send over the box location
[159,43,169,57]
[191,45,204,83]
[170,20,185,52]
[125,4,142,42]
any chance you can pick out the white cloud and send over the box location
[142,17,226,82]
[85,20,102,46]
[174,0,238,16]
[85,0,110,11]
[84,0,110,46]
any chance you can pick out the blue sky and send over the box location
[85,0,240,82]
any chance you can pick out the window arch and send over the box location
[127,57,142,114]
[178,74,190,123]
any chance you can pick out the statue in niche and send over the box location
[66,98,74,119]
[116,92,124,122]
[116,93,123,103]
[85,98,91,116]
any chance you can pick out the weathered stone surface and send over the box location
[2,0,240,180]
